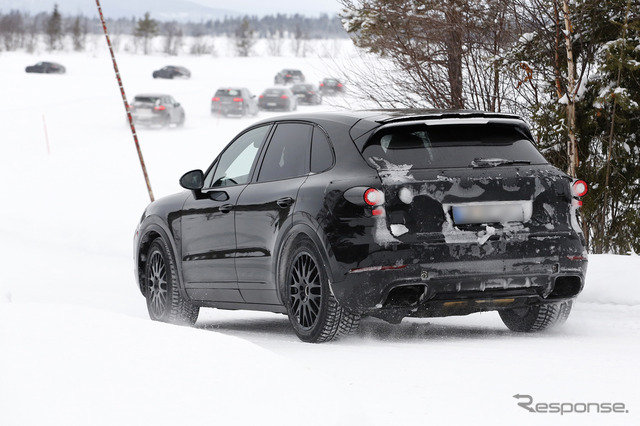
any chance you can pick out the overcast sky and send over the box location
[189,0,343,16]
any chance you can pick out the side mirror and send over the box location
[180,169,204,190]
[180,169,204,198]
[175,102,181,107]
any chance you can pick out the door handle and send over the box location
[219,204,234,213]
[276,197,294,208]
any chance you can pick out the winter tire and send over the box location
[499,300,573,332]
[284,237,360,343]
[145,238,199,326]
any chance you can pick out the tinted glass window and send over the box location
[215,88,242,97]
[205,125,270,188]
[362,123,548,169]
[311,127,333,173]
[263,89,284,97]
[258,123,311,182]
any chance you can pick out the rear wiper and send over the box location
[470,158,531,168]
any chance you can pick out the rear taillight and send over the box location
[281,95,288,99]
[364,188,384,206]
[154,105,165,111]
[233,97,243,102]
[337,83,343,87]
[259,95,264,99]
[212,97,220,102]
[572,180,588,197]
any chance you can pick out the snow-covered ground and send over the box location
[0,43,639,426]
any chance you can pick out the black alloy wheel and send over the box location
[289,251,322,330]
[285,237,360,343]
[144,238,199,325]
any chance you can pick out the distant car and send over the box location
[291,84,322,105]
[274,69,305,85]
[258,87,297,111]
[129,94,185,127]
[25,61,66,74]
[152,66,191,79]
[133,110,588,343]
[319,78,344,95]
[211,87,259,117]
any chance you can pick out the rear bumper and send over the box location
[330,238,587,322]
[211,104,244,115]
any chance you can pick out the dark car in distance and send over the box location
[274,69,305,85]
[291,84,322,105]
[211,87,258,117]
[258,87,297,112]
[129,93,185,127]
[319,78,344,95]
[152,65,191,79]
[134,110,588,343]
[25,61,66,74]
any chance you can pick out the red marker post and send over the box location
[95,0,155,202]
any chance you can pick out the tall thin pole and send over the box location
[95,0,155,202]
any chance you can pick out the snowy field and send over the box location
[1,41,639,426]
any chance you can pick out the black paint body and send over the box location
[134,110,587,323]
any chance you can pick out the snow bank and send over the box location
[579,254,640,306]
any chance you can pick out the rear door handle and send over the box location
[276,197,294,208]
[219,204,234,213]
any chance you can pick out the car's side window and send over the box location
[311,126,334,173]
[204,125,271,188]
[257,123,312,182]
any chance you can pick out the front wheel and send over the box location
[284,237,360,343]
[145,238,199,326]
[499,300,573,332]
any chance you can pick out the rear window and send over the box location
[134,96,160,104]
[362,123,548,169]
[263,89,284,96]
[215,88,242,97]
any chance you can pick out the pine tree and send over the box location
[134,12,158,55]
[234,17,255,57]
[71,16,86,52]
[45,4,62,51]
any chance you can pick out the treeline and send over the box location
[0,6,347,52]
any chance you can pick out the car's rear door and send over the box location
[234,122,313,305]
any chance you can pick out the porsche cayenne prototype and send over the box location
[134,110,588,343]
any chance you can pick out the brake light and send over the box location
[286,74,291,77]
[259,95,264,99]
[572,180,588,197]
[281,95,288,99]
[337,83,343,87]
[233,97,243,102]
[212,97,220,102]
[364,188,383,206]
[320,83,324,86]
[154,105,165,111]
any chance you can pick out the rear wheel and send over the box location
[499,300,573,332]
[284,237,360,343]
[145,238,199,326]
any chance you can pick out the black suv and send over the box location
[274,69,305,85]
[134,110,588,343]
[25,61,66,74]
[152,66,191,79]
[319,78,344,95]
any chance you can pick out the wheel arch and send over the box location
[274,222,336,306]
[135,219,189,301]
